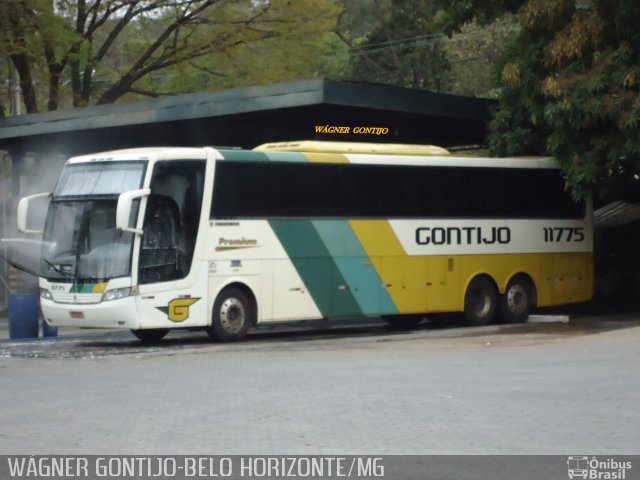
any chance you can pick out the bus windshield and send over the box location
[41,161,146,281]
[41,200,136,281]
[54,161,145,197]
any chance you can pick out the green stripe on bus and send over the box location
[312,220,398,315]
[69,283,94,293]
[217,150,271,162]
[269,220,362,318]
[218,150,309,163]
[262,151,309,163]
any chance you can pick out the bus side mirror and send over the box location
[17,192,52,234]
[116,188,151,235]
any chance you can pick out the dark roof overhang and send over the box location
[0,78,493,157]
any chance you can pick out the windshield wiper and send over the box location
[42,258,74,279]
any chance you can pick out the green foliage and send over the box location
[0,0,343,113]
[489,0,640,200]
[0,0,78,112]
[443,16,519,98]
[145,0,342,95]
[335,0,521,93]
[4,0,634,204]
[337,0,452,91]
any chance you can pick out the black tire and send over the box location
[464,276,498,326]
[207,287,253,342]
[499,275,535,323]
[131,328,169,343]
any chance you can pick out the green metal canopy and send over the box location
[0,78,492,157]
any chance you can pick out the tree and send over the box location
[334,0,521,92]
[0,0,341,114]
[443,16,519,98]
[141,0,342,95]
[488,0,640,199]
[335,0,451,91]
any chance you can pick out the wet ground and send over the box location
[1,314,637,360]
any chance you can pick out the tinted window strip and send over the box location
[210,161,585,219]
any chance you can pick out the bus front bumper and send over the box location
[40,297,140,329]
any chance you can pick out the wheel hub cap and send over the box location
[507,285,527,315]
[219,298,245,334]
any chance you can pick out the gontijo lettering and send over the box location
[314,125,389,135]
[416,226,511,245]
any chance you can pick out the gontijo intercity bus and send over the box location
[17,141,593,342]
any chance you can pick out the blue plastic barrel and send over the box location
[42,319,58,338]
[8,293,39,340]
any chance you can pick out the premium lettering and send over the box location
[218,237,257,246]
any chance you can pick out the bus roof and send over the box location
[65,147,208,164]
[254,140,450,156]
[64,143,560,170]
[229,141,558,169]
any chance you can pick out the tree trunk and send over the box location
[47,65,63,111]
[10,54,38,113]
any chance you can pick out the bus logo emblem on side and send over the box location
[156,297,201,322]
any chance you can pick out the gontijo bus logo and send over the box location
[156,297,200,322]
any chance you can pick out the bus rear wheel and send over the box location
[499,275,534,323]
[207,287,253,342]
[464,276,497,326]
[131,328,169,344]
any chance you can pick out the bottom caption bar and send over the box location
[0,455,637,480]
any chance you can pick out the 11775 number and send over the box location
[543,227,585,242]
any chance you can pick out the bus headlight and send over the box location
[40,288,53,300]
[101,287,132,302]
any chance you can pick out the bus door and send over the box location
[136,160,208,328]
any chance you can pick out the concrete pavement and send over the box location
[0,313,639,454]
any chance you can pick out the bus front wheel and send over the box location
[499,275,535,323]
[464,277,497,326]
[208,287,253,342]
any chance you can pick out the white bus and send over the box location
[18,141,593,342]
